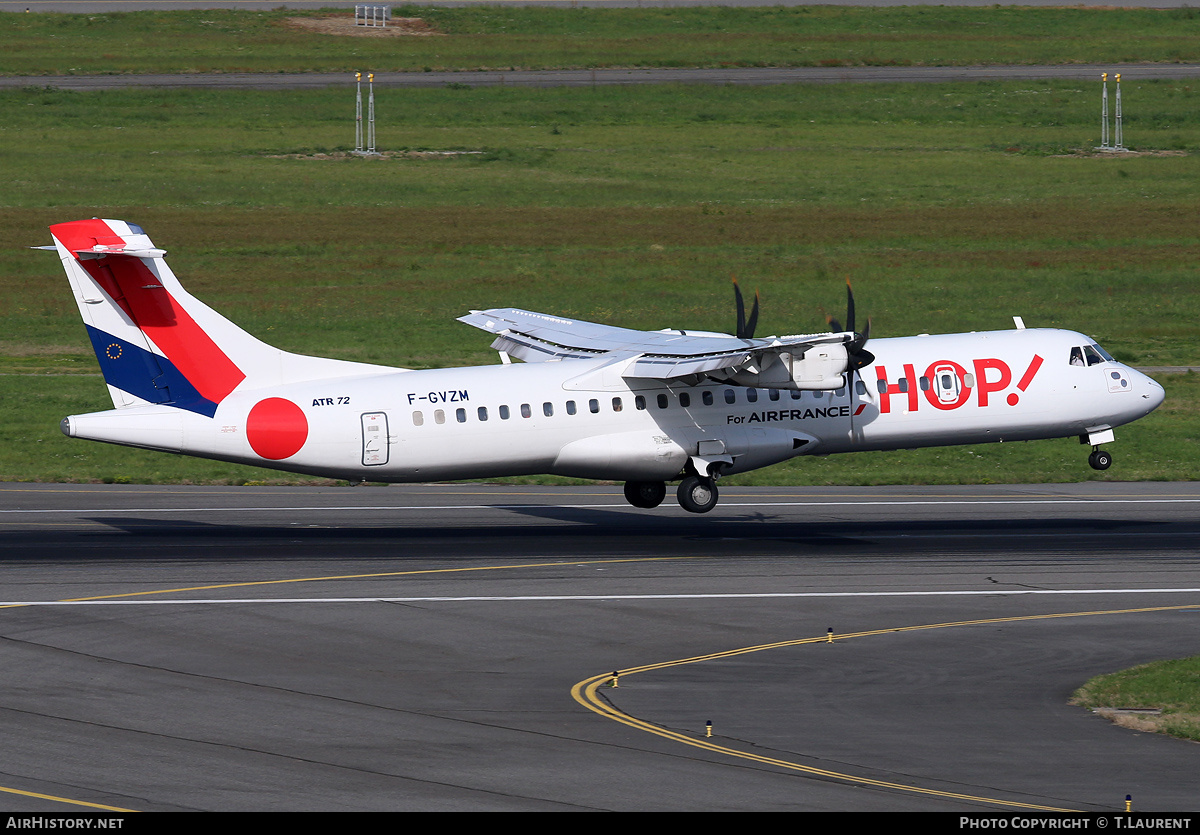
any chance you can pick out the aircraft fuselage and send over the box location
[63,327,1164,484]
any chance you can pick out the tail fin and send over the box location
[49,218,394,417]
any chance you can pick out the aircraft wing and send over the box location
[457,307,855,387]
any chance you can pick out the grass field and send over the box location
[2,9,1197,485]
[1073,656,1200,743]
[4,6,1200,74]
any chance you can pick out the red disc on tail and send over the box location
[246,398,308,460]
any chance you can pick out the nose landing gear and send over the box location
[1088,448,1112,471]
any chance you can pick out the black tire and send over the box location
[623,480,667,509]
[1089,449,1113,471]
[677,475,719,514]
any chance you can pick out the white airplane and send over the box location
[44,218,1165,513]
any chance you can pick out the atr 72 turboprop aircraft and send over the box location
[45,218,1164,513]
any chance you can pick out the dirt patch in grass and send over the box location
[1089,708,1200,742]
[1093,708,1165,733]
[263,151,482,160]
[1062,149,1189,158]
[284,15,443,38]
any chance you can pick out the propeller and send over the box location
[730,277,873,381]
[733,278,760,340]
[826,280,874,371]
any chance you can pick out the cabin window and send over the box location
[856,380,867,396]
[499,405,510,420]
[456,408,466,423]
[877,378,888,394]
[635,395,647,411]
[679,392,691,408]
[477,407,488,422]
[589,399,600,414]
[657,393,669,409]
[791,390,802,400]
[612,397,623,412]
[543,402,554,417]
[746,388,759,403]
[566,400,577,415]
[412,411,424,426]
[702,390,714,406]
[724,389,736,404]
[520,403,532,418]
[920,376,931,391]
[897,378,909,393]
[768,389,780,401]
[434,409,446,425]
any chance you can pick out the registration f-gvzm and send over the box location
[45,219,1164,513]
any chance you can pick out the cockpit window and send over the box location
[1070,345,1109,367]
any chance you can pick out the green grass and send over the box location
[7,81,1200,213]
[1073,656,1200,743]
[6,81,1200,365]
[5,7,1200,75]
[2,38,1198,484]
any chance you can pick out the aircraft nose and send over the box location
[1132,368,1165,413]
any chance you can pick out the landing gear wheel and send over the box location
[677,475,719,514]
[1088,449,1112,471]
[623,480,667,509]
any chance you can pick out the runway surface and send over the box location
[1,481,1198,811]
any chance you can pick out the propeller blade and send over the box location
[733,279,760,339]
[733,279,747,339]
[845,279,857,335]
[831,282,873,372]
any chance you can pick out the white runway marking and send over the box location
[5,589,1200,606]
[4,498,1200,514]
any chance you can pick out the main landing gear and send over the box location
[1088,447,1113,471]
[622,475,720,513]
[677,475,719,514]
[623,480,667,509]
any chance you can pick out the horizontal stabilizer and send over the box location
[75,246,168,260]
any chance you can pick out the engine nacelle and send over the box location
[727,343,849,391]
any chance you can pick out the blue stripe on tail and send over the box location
[84,325,219,418]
